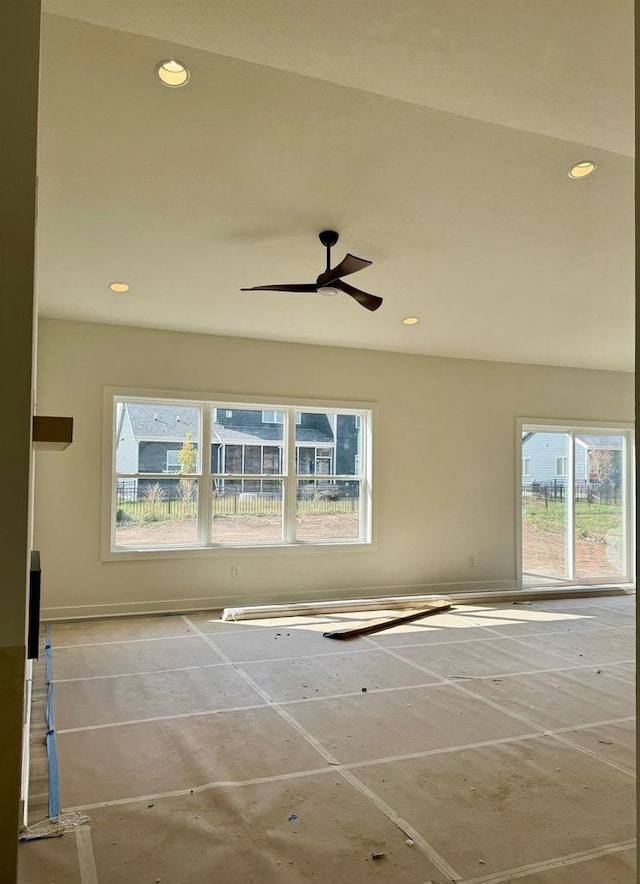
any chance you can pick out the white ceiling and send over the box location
[38,1,635,371]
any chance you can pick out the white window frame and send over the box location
[555,456,569,477]
[522,457,531,477]
[515,418,635,588]
[103,389,374,560]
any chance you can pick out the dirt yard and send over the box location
[522,523,623,579]
[116,516,623,580]
[116,514,360,546]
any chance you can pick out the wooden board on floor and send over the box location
[322,601,452,640]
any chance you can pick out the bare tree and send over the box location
[588,447,615,483]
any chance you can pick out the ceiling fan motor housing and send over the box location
[319,230,339,248]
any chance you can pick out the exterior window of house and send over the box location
[522,458,531,477]
[262,410,301,425]
[166,450,180,473]
[555,456,568,476]
[109,395,372,554]
[262,410,284,424]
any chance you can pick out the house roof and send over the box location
[127,404,199,441]
[36,3,634,371]
[127,404,333,445]
[213,425,332,445]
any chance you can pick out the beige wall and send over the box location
[35,318,633,618]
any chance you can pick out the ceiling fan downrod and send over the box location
[318,229,339,271]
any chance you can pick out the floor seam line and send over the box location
[368,637,636,774]
[457,837,637,883]
[60,714,636,812]
[181,614,464,882]
[482,626,636,668]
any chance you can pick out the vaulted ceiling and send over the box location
[38,1,634,370]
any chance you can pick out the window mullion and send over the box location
[357,411,371,543]
[198,404,211,546]
[284,408,297,542]
[566,433,575,581]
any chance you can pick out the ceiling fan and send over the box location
[241,230,383,312]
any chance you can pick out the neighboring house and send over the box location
[522,432,623,493]
[115,403,359,498]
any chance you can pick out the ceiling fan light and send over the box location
[318,286,340,296]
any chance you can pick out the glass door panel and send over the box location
[574,434,625,580]
[521,432,571,581]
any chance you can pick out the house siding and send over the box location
[522,432,587,486]
[115,407,139,474]
[126,403,360,497]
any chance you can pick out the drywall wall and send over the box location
[34,318,633,618]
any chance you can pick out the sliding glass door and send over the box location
[519,423,633,586]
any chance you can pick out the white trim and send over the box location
[41,581,634,621]
[198,403,211,546]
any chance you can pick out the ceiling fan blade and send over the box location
[335,280,383,312]
[316,253,372,287]
[241,283,318,293]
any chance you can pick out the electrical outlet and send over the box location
[231,564,240,578]
[467,555,475,569]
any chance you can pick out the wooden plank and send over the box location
[322,601,452,640]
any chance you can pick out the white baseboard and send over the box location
[42,579,515,620]
[40,578,634,621]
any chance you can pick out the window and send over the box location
[110,396,372,553]
[522,458,531,477]
[555,456,568,476]
[166,450,180,473]
[262,410,284,424]
[262,410,301,425]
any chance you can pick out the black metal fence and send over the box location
[116,482,358,521]
[523,480,621,505]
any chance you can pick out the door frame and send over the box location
[515,418,635,589]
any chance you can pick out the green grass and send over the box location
[523,497,622,540]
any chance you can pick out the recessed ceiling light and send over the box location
[402,316,419,326]
[109,282,130,293]
[568,161,597,179]
[156,59,190,88]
